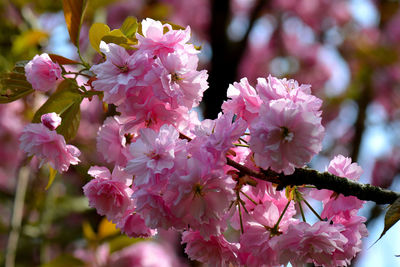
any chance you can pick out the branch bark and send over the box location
[226,158,400,205]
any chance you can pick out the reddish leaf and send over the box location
[62,0,87,46]
[49,54,80,65]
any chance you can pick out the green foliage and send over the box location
[45,167,58,190]
[0,61,34,103]
[32,80,83,141]
[41,254,85,267]
[89,17,139,52]
[120,16,138,38]
[108,235,144,254]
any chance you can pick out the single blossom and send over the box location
[96,116,130,166]
[125,124,187,186]
[250,99,324,174]
[272,221,348,267]
[90,42,152,104]
[24,53,62,92]
[115,208,157,238]
[83,166,134,221]
[164,158,235,237]
[256,75,322,115]
[182,230,239,267]
[146,50,208,109]
[136,18,196,56]
[222,77,263,123]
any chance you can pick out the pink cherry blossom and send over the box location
[312,155,365,220]
[74,243,110,267]
[164,158,235,237]
[238,200,294,267]
[327,154,363,181]
[182,230,239,267]
[118,91,189,133]
[83,166,133,221]
[19,121,80,172]
[272,221,348,267]
[250,99,324,174]
[24,53,62,92]
[133,187,182,230]
[125,124,187,186]
[145,50,208,109]
[256,75,322,115]
[96,116,130,166]
[41,112,62,130]
[115,208,157,238]
[189,112,247,171]
[330,214,368,266]
[109,241,181,267]
[136,18,196,56]
[90,42,152,105]
[222,77,263,123]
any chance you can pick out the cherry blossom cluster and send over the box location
[20,18,368,267]
[20,113,80,172]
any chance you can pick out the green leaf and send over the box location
[82,221,97,241]
[120,16,138,38]
[11,30,49,56]
[380,197,400,239]
[57,100,81,142]
[161,20,186,31]
[53,196,89,219]
[89,23,111,53]
[62,0,88,46]
[108,235,144,253]
[0,61,34,103]
[32,80,83,141]
[41,254,85,267]
[45,166,58,190]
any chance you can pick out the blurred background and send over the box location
[1,0,400,266]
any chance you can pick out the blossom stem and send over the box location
[273,199,291,231]
[303,198,323,221]
[238,199,244,234]
[240,190,258,205]
[233,143,249,147]
[298,201,306,222]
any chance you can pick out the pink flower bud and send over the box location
[41,112,61,130]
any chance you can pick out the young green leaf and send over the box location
[89,23,111,53]
[0,61,34,103]
[32,80,83,141]
[41,254,85,267]
[45,166,58,190]
[120,16,138,38]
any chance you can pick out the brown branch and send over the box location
[226,158,400,205]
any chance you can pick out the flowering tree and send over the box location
[2,0,400,267]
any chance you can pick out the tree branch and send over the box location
[226,158,400,205]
